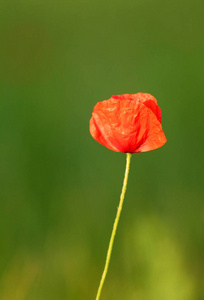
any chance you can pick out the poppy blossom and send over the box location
[90,93,167,153]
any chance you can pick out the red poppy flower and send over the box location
[89,93,167,153]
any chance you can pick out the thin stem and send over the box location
[95,153,132,300]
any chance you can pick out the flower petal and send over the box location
[90,98,166,153]
[112,93,161,122]
[132,93,161,122]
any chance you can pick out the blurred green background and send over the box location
[0,0,204,299]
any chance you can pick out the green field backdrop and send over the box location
[0,0,204,299]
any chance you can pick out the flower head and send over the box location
[90,93,167,153]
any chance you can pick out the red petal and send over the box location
[112,93,161,122]
[132,93,161,123]
[90,98,167,153]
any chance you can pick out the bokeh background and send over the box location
[0,0,204,299]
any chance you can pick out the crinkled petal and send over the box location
[111,93,161,122]
[89,98,166,153]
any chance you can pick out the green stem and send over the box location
[95,153,132,300]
